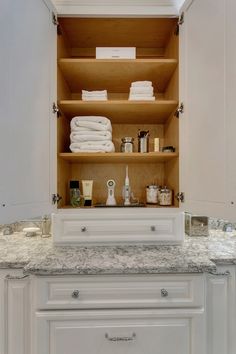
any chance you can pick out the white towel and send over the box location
[131,81,152,88]
[82,95,107,101]
[129,95,155,101]
[130,87,154,95]
[70,141,115,153]
[70,130,112,143]
[71,116,112,132]
[82,90,107,97]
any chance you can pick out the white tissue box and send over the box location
[96,47,136,59]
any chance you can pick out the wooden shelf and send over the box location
[58,59,178,93]
[58,99,178,123]
[59,152,178,163]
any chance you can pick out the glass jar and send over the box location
[146,185,159,204]
[159,187,172,206]
[120,137,134,153]
[69,180,81,207]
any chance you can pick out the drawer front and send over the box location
[35,309,205,354]
[35,275,204,310]
[52,210,184,245]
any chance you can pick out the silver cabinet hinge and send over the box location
[52,194,62,205]
[52,102,61,117]
[175,12,184,36]
[176,192,185,203]
[52,12,58,26]
[175,102,184,118]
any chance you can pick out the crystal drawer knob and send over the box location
[71,290,80,299]
[81,226,87,232]
[161,288,168,297]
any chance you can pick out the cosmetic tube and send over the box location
[82,180,93,206]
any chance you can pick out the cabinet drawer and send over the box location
[36,309,205,354]
[35,275,204,310]
[52,210,184,245]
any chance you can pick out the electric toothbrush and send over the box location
[124,165,131,206]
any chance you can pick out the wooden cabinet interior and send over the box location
[57,18,179,208]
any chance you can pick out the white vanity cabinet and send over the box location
[1,0,236,226]
[34,274,206,354]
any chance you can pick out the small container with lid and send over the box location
[120,137,134,153]
[69,180,81,207]
[146,185,159,204]
[159,186,172,206]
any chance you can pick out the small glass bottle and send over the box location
[41,215,51,238]
[159,186,173,206]
[70,180,81,207]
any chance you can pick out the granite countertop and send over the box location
[1,231,236,275]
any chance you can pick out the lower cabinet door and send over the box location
[35,309,205,354]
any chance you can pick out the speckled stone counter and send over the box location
[1,230,236,275]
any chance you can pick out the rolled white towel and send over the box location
[82,90,107,97]
[130,86,154,95]
[70,130,112,143]
[131,81,152,88]
[71,116,112,132]
[70,140,115,153]
[129,95,155,101]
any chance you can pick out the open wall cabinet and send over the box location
[1,0,236,224]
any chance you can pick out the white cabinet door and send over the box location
[0,0,56,224]
[180,0,233,219]
[36,309,205,354]
[225,0,236,221]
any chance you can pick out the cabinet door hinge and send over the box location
[174,102,184,118]
[52,193,62,205]
[52,12,58,26]
[176,192,185,203]
[52,12,62,35]
[175,12,184,36]
[52,102,61,118]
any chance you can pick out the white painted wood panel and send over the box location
[53,0,184,16]
[225,0,236,221]
[52,209,184,245]
[0,0,56,224]
[180,0,228,218]
[35,308,205,354]
[35,274,204,309]
[6,275,31,354]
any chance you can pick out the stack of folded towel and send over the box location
[82,90,108,101]
[70,116,115,153]
[129,81,155,101]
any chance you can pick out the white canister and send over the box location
[146,185,159,204]
[159,187,172,206]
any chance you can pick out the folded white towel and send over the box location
[129,95,155,101]
[130,86,154,95]
[82,95,107,101]
[70,140,115,153]
[82,90,107,97]
[131,81,152,88]
[71,116,112,132]
[70,130,112,143]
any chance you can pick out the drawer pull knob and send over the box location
[71,290,80,299]
[161,288,168,297]
[81,226,87,232]
[150,225,156,232]
[105,333,136,342]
